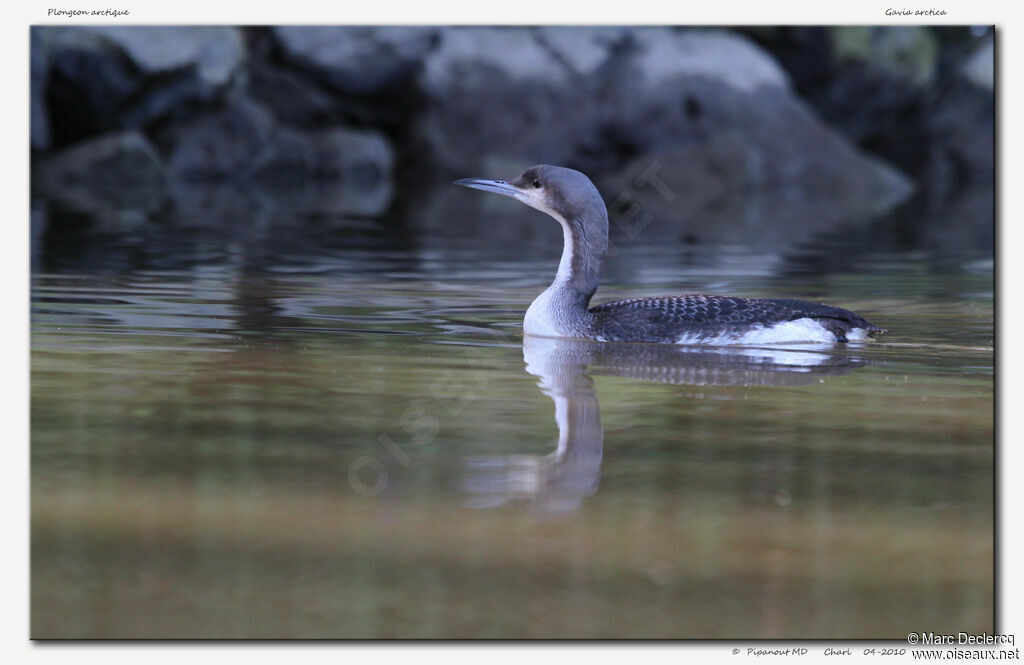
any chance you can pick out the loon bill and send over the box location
[455,165,886,345]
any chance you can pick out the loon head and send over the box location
[455,164,607,226]
[455,164,610,305]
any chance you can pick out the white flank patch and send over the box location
[846,327,870,341]
[676,318,854,345]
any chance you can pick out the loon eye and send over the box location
[532,179,542,188]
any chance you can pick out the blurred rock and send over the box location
[33,24,992,252]
[273,26,438,96]
[610,27,790,92]
[417,27,911,212]
[962,37,994,91]
[31,28,51,152]
[734,27,834,87]
[793,61,926,165]
[75,26,244,86]
[927,79,994,192]
[246,60,343,127]
[408,171,904,287]
[161,94,394,202]
[31,208,47,271]
[780,183,994,276]
[36,26,245,147]
[162,95,277,179]
[603,147,908,250]
[744,26,992,196]
[831,27,938,87]
[423,26,576,87]
[262,126,393,184]
[417,27,588,174]
[42,33,143,145]
[919,184,994,258]
[37,131,168,212]
[169,177,393,221]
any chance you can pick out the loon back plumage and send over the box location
[455,165,886,345]
[589,295,883,344]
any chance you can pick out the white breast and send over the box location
[524,288,566,338]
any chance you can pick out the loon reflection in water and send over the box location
[462,338,868,513]
[455,165,886,345]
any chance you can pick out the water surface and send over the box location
[31,193,993,638]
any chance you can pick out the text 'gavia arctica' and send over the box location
[455,165,886,345]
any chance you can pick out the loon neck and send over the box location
[524,194,609,338]
[548,211,608,307]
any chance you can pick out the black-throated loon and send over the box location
[455,165,886,345]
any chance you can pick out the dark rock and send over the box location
[257,126,393,183]
[830,27,939,87]
[44,38,142,145]
[407,168,900,287]
[169,177,393,220]
[797,61,928,171]
[927,79,994,193]
[75,26,244,86]
[31,208,47,271]
[796,36,992,200]
[161,94,394,205]
[246,60,343,128]
[742,26,992,195]
[601,145,909,252]
[415,27,602,174]
[37,131,168,212]
[962,37,994,91]
[920,35,994,194]
[780,183,993,277]
[735,27,835,92]
[36,26,245,148]
[272,26,438,96]
[919,184,993,258]
[162,95,277,179]
[31,28,51,151]
[417,27,912,212]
